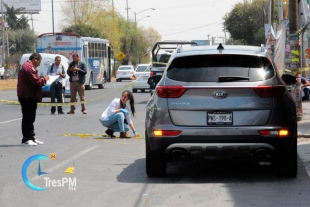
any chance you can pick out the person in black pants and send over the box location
[48,56,66,114]
[17,53,49,146]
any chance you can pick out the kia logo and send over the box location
[213,91,227,98]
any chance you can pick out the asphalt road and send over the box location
[1,80,310,207]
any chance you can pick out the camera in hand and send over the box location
[72,66,77,76]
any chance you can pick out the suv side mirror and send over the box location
[282,74,297,85]
[147,75,162,86]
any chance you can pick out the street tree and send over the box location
[62,23,100,37]
[6,28,37,66]
[223,0,278,45]
[4,3,29,30]
[135,26,161,64]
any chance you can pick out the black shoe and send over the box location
[51,112,55,115]
[58,111,65,114]
[105,129,116,138]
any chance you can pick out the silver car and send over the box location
[116,65,134,82]
[145,44,297,177]
[132,64,151,93]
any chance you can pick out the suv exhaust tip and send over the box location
[171,149,186,158]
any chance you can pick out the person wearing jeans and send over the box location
[99,90,137,138]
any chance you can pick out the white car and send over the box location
[116,65,134,82]
[131,64,151,93]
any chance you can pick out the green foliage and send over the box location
[60,0,161,65]
[62,23,100,37]
[4,3,29,30]
[6,28,37,66]
[223,0,278,46]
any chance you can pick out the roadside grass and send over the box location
[0,79,17,91]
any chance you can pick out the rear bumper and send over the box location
[147,134,296,159]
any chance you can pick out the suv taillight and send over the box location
[156,86,187,98]
[253,85,286,98]
[150,71,154,77]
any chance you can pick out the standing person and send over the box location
[99,90,137,138]
[67,53,87,114]
[17,53,50,146]
[48,56,66,114]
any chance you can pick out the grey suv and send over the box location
[145,44,298,177]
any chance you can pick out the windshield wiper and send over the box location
[218,76,250,82]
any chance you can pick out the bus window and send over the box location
[89,42,94,58]
[94,42,98,58]
[98,43,102,58]
[83,45,88,59]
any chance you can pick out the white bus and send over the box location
[37,32,113,90]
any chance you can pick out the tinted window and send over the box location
[167,55,275,82]
[153,54,171,67]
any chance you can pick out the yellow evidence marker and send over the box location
[65,167,75,174]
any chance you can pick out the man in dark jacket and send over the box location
[17,53,49,146]
[67,53,87,114]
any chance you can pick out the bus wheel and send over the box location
[85,75,93,90]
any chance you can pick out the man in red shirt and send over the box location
[17,53,50,146]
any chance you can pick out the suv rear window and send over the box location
[167,55,275,82]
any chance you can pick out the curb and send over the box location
[298,133,310,138]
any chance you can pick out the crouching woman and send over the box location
[99,90,137,138]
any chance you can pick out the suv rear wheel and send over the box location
[276,137,297,177]
[276,150,297,177]
[145,132,166,177]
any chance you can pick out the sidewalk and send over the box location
[297,102,310,178]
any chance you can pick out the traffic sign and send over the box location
[116,51,126,61]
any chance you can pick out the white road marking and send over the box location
[0,118,22,124]
[31,145,100,180]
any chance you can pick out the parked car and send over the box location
[19,53,70,102]
[145,44,298,178]
[148,41,195,96]
[116,65,134,82]
[131,64,151,93]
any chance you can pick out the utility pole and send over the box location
[289,0,298,33]
[1,0,4,67]
[125,0,129,21]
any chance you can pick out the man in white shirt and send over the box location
[48,56,66,114]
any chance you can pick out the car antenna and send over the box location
[217,43,224,50]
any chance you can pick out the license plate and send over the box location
[122,72,127,75]
[207,111,233,125]
[156,73,163,76]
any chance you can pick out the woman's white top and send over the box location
[100,98,132,124]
